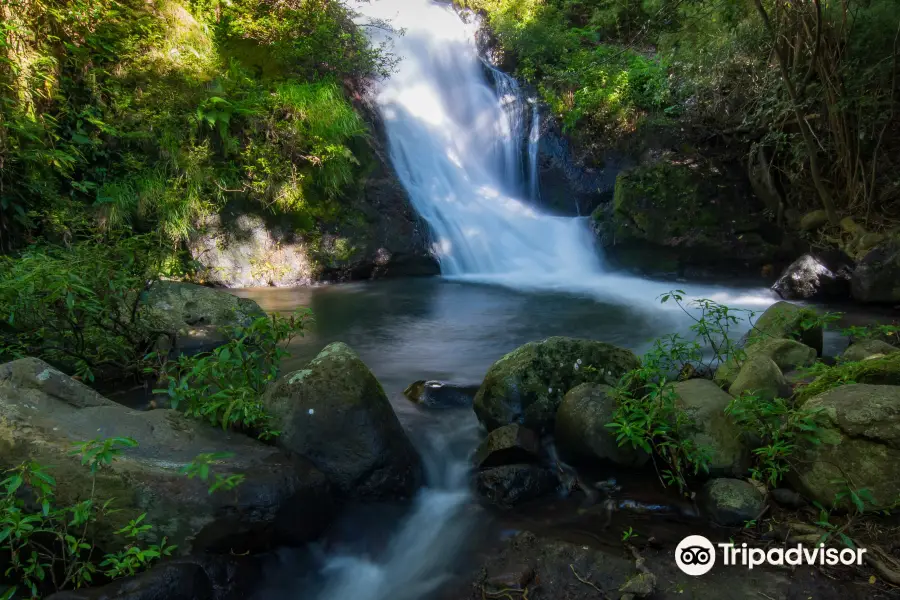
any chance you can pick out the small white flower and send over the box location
[308,408,315,415]
[576,358,583,365]
[548,387,553,393]
[574,363,580,371]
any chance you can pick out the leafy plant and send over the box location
[149,310,310,439]
[181,453,245,495]
[0,236,167,381]
[725,392,826,487]
[0,438,173,598]
[621,526,637,541]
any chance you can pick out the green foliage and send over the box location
[725,392,826,487]
[621,526,637,541]
[795,352,900,403]
[0,439,174,599]
[0,236,168,381]
[181,453,245,495]
[150,310,310,438]
[0,0,381,249]
[606,290,755,495]
[841,323,900,346]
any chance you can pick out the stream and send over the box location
[232,1,863,598]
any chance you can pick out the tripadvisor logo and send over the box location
[675,535,867,576]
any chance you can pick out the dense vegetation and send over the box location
[459,0,900,230]
[0,0,386,253]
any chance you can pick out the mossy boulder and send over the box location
[474,464,558,509]
[789,384,900,511]
[747,301,823,356]
[715,338,817,388]
[592,158,786,276]
[700,478,766,526]
[140,281,265,355]
[473,424,542,469]
[554,383,649,468]
[796,352,900,403]
[263,342,421,500]
[0,358,333,555]
[728,355,791,401]
[473,337,641,433]
[851,240,900,304]
[841,340,899,363]
[672,379,749,477]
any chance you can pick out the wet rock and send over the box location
[728,355,791,401]
[484,565,535,590]
[771,488,807,509]
[0,358,333,555]
[473,337,640,433]
[771,253,853,301]
[714,338,816,390]
[555,383,649,468]
[264,342,421,500]
[473,424,542,469]
[47,555,262,600]
[747,301,823,356]
[592,158,790,277]
[403,380,479,408]
[475,464,558,508]
[619,572,657,598]
[140,281,264,356]
[790,384,900,511]
[700,478,766,526]
[672,379,748,477]
[851,239,900,304]
[841,339,898,363]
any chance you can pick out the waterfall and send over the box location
[527,102,541,204]
[360,0,604,287]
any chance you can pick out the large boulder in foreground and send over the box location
[48,555,261,600]
[851,240,900,304]
[473,337,640,433]
[0,358,333,555]
[140,281,265,355]
[554,383,648,468]
[263,342,421,500]
[672,379,748,476]
[728,355,791,401]
[790,384,900,511]
[771,253,853,301]
[746,301,823,356]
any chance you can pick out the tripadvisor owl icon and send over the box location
[675,535,716,576]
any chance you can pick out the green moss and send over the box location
[796,353,900,404]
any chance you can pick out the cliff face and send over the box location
[189,104,438,288]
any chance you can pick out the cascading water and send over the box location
[527,102,541,205]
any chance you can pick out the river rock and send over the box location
[715,338,816,388]
[851,239,900,304]
[747,301,823,356]
[47,555,262,600]
[403,380,479,408]
[554,383,649,467]
[700,478,766,526]
[728,355,791,401]
[790,384,900,511]
[473,337,640,433]
[263,342,421,500]
[188,155,438,287]
[474,464,558,509]
[473,424,542,469]
[0,358,333,555]
[140,281,264,355]
[841,339,899,363]
[591,158,789,277]
[672,379,749,476]
[771,253,852,301]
